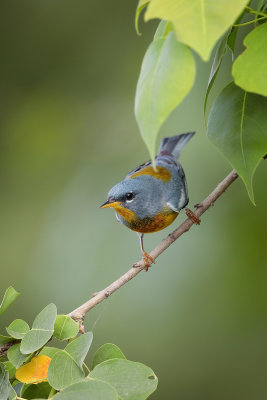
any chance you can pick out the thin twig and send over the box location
[68,170,238,324]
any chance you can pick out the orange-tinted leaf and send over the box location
[16,355,51,384]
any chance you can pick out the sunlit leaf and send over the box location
[145,0,248,60]
[135,31,195,159]
[53,379,118,400]
[6,319,30,339]
[16,355,51,384]
[53,315,79,341]
[20,303,57,354]
[0,287,19,316]
[92,343,126,370]
[90,359,158,400]
[232,22,267,96]
[7,343,27,368]
[207,82,267,203]
[135,0,150,35]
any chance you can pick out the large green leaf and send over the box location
[53,379,118,400]
[92,343,126,370]
[20,303,57,354]
[0,362,9,400]
[207,82,267,203]
[6,319,30,339]
[232,22,267,96]
[53,315,79,341]
[47,333,92,390]
[145,0,248,60]
[0,287,19,316]
[135,31,195,159]
[7,343,27,368]
[90,359,158,400]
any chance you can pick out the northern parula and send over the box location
[100,132,199,270]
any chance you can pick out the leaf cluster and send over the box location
[135,0,267,203]
[0,287,158,400]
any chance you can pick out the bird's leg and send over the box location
[185,208,201,225]
[138,233,155,272]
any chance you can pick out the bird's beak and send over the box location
[99,200,121,209]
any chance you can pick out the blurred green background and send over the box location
[0,1,266,399]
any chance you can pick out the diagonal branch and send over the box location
[68,170,238,323]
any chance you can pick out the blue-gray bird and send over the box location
[100,132,199,270]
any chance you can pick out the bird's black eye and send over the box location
[125,192,134,201]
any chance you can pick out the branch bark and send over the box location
[68,170,238,324]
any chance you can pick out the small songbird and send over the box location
[100,132,199,270]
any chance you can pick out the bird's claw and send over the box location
[142,251,155,272]
[185,208,201,225]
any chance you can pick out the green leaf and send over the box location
[135,31,195,159]
[204,30,230,122]
[0,335,16,347]
[6,319,30,339]
[20,303,57,354]
[145,0,248,60]
[227,10,246,58]
[39,346,61,358]
[65,332,93,368]
[0,362,9,400]
[135,0,150,35]
[47,350,84,390]
[47,333,93,390]
[21,382,51,399]
[92,343,126,370]
[232,22,267,96]
[153,20,173,39]
[53,315,79,341]
[90,359,158,400]
[8,383,17,400]
[207,82,267,203]
[3,361,16,379]
[7,343,27,368]
[53,379,118,400]
[0,287,20,316]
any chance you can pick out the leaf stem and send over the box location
[83,362,90,375]
[233,16,267,26]
[48,387,57,399]
[245,6,267,17]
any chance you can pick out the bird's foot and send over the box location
[142,251,155,272]
[185,208,201,225]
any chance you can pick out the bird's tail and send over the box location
[158,132,195,159]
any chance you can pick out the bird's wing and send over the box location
[125,160,152,179]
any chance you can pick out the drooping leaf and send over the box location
[20,303,57,354]
[145,0,248,60]
[232,22,267,96]
[92,343,126,370]
[0,362,10,400]
[135,31,195,160]
[6,319,30,339]
[53,379,118,400]
[90,359,158,400]
[39,347,61,358]
[3,361,16,379]
[204,29,230,122]
[7,343,27,368]
[21,382,51,400]
[16,355,51,384]
[135,0,150,35]
[207,82,267,203]
[0,335,16,347]
[47,333,92,390]
[53,315,79,341]
[0,287,20,316]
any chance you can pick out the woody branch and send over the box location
[68,169,238,325]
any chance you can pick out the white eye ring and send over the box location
[126,198,134,203]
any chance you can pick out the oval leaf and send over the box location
[53,315,79,341]
[65,332,93,368]
[232,22,267,97]
[0,287,19,316]
[145,0,248,61]
[7,343,27,368]
[16,355,51,384]
[135,31,195,159]
[20,303,57,354]
[53,379,118,400]
[6,319,30,339]
[90,359,158,400]
[207,82,267,203]
[92,343,126,370]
